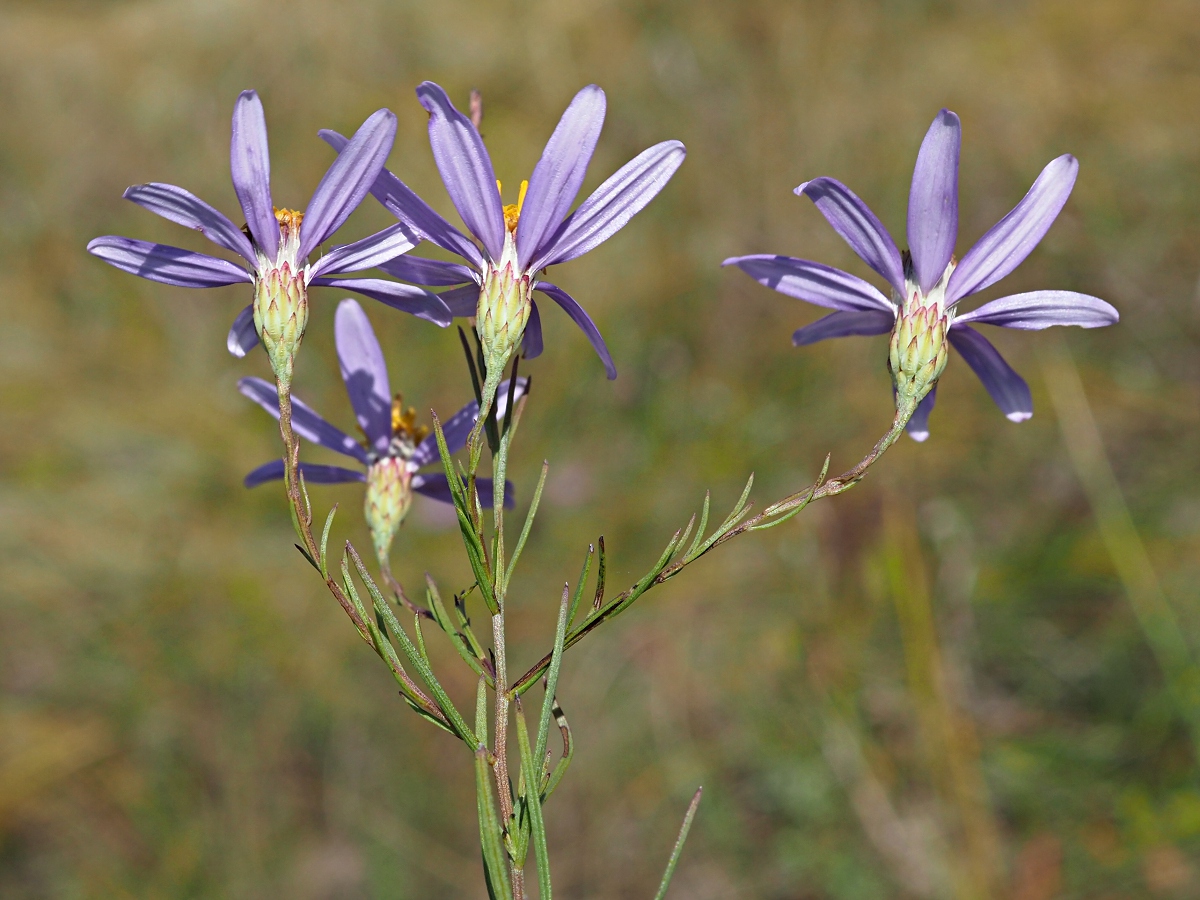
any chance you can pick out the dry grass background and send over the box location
[2,0,1200,897]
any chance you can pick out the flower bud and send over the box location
[889,253,951,412]
[364,457,413,565]
[253,209,309,386]
[476,229,532,380]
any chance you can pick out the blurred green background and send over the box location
[2,0,1199,897]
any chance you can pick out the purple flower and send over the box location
[240,299,521,560]
[88,91,451,384]
[724,109,1119,440]
[321,83,686,387]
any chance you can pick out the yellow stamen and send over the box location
[273,208,304,228]
[391,394,430,444]
[501,180,529,233]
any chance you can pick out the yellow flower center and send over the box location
[391,394,430,445]
[498,180,528,233]
[274,207,304,243]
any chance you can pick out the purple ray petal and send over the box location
[379,255,477,286]
[321,129,483,268]
[416,82,505,261]
[227,304,259,357]
[952,290,1118,330]
[437,283,481,317]
[124,183,256,263]
[796,177,905,296]
[335,299,392,454]
[230,90,277,260]
[516,85,606,270]
[535,281,616,379]
[792,309,894,346]
[905,387,938,442]
[299,108,397,259]
[532,140,686,271]
[238,376,370,463]
[244,459,366,488]
[523,299,543,358]
[87,236,252,287]
[311,277,452,327]
[411,377,529,468]
[948,324,1032,422]
[723,254,895,312]
[907,109,961,294]
[413,473,514,509]
[946,155,1079,305]
[308,221,420,278]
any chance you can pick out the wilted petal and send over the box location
[413,473,513,509]
[416,82,505,260]
[238,376,370,463]
[300,108,398,259]
[792,309,894,346]
[227,304,259,357]
[321,129,483,268]
[410,377,529,468]
[379,255,477,286]
[438,283,482,317]
[948,325,1032,421]
[230,90,277,260]
[309,221,420,278]
[723,254,894,312]
[124,182,256,263]
[523,300,543,358]
[905,388,938,442]
[535,281,616,379]
[532,140,686,271]
[946,155,1079,305]
[244,459,366,488]
[87,236,252,287]
[516,85,606,270]
[311,277,453,326]
[952,290,1118,330]
[796,178,905,296]
[335,299,392,454]
[907,109,961,293]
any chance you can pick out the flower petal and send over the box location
[723,254,895,312]
[310,277,453,326]
[792,309,894,346]
[534,281,616,379]
[412,473,514,509]
[948,324,1032,421]
[415,82,505,260]
[437,284,481,317]
[230,90,277,260]
[952,290,1119,330]
[516,85,606,270]
[300,108,397,259]
[334,299,392,454]
[320,129,483,268]
[238,376,370,463]
[796,177,905,296]
[124,182,256,263]
[946,155,1079,305]
[308,222,420,278]
[378,255,476,286]
[410,377,529,469]
[907,109,961,294]
[905,387,938,442]
[531,140,686,271]
[523,299,544,359]
[87,236,252,287]
[244,459,366,488]
[227,304,259,357]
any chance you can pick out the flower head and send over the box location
[87,91,452,386]
[724,109,1119,439]
[321,83,687,386]
[240,299,520,562]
